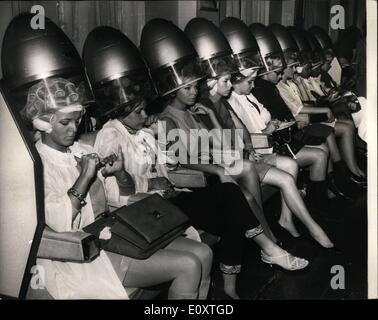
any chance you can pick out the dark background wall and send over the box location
[0,0,367,78]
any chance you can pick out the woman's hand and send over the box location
[101,145,124,177]
[263,122,277,134]
[245,147,263,162]
[79,153,100,181]
[145,114,159,127]
[145,115,160,136]
[148,177,174,191]
[292,77,302,86]
[190,103,214,116]
[251,153,263,162]
[327,91,339,102]
[270,119,281,129]
[217,171,236,184]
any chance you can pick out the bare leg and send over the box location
[272,156,301,237]
[165,237,213,300]
[334,120,365,177]
[123,237,203,299]
[222,274,240,299]
[325,133,342,162]
[262,168,334,248]
[225,160,277,243]
[295,146,328,181]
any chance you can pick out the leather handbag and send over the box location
[84,194,190,259]
[250,133,274,154]
[271,122,304,158]
[168,168,207,188]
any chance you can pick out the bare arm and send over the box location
[100,146,136,196]
[69,154,100,221]
[300,105,335,122]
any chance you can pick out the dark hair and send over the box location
[231,72,246,85]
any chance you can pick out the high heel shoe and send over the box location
[350,174,367,188]
[276,223,302,241]
[302,235,343,255]
[261,250,309,271]
[328,177,355,202]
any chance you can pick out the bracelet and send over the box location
[67,187,87,207]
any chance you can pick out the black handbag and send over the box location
[84,194,190,259]
[311,90,361,117]
[271,122,304,158]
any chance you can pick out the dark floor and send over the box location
[210,146,367,300]
[209,188,367,300]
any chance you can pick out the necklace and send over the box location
[119,118,158,174]
[119,119,138,135]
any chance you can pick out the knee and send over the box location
[177,253,202,277]
[279,171,296,189]
[320,143,330,156]
[243,192,255,204]
[312,149,328,166]
[192,243,213,269]
[337,122,353,136]
[242,160,258,178]
[279,156,299,177]
[343,119,355,128]
[342,121,355,134]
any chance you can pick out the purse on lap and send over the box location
[168,168,207,188]
[250,133,274,154]
[271,122,304,157]
[84,194,190,259]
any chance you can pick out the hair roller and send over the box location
[65,82,79,103]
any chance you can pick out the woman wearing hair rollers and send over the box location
[86,24,309,300]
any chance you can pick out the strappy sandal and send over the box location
[261,250,309,271]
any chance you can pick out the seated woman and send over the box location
[190,70,333,246]
[22,77,214,300]
[275,64,365,198]
[93,91,309,300]
[319,50,367,143]
[250,67,351,212]
[231,69,338,202]
[283,62,366,185]
[160,72,278,244]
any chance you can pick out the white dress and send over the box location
[36,140,129,299]
[94,119,170,203]
[227,91,271,134]
[94,119,201,241]
[227,92,276,157]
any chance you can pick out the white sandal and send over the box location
[261,250,309,271]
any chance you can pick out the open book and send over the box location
[276,121,296,131]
